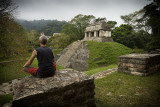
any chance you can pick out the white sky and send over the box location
[13,0,152,26]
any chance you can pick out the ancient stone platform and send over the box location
[118,54,160,76]
[56,41,90,71]
[12,69,95,107]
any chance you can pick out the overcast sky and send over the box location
[13,0,152,26]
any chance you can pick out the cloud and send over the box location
[13,0,152,25]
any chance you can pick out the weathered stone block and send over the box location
[12,69,95,107]
[56,41,90,71]
[118,54,160,76]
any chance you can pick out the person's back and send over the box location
[36,46,55,77]
[23,34,56,78]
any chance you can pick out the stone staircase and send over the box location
[56,41,83,68]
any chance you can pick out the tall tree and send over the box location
[121,10,151,33]
[120,0,160,51]
[143,0,160,50]
[49,33,70,49]
[143,0,160,37]
[112,24,135,48]
[121,0,160,36]
[0,0,16,34]
[0,0,28,58]
[112,24,151,49]
[62,14,95,40]
[107,21,117,30]
[94,17,107,22]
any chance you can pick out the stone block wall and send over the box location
[83,37,114,42]
[12,69,95,107]
[118,54,160,76]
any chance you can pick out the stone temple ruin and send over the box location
[84,21,114,42]
[56,21,114,71]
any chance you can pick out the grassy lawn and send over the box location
[85,64,117,76]
[95,71,160,107]
[0,58,63,84]
[0,60,30,84]
[86,41,132,70]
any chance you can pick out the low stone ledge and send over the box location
[118,54,160,76]
[91,68,117,79]
[12,69,95,107]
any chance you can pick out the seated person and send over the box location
[23,35,56,78]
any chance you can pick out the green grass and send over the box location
[132,49,148,54]
[86,41,132,70]
[0,58,64,84]
[0,58,39,84]
[85,64,117,76]
[0,60,30,84]
[0,93,13,106]
[56,64,65,70]
[95,71,160,107]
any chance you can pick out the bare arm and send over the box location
[23,50,37,67]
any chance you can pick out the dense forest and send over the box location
[16,19,67,36]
